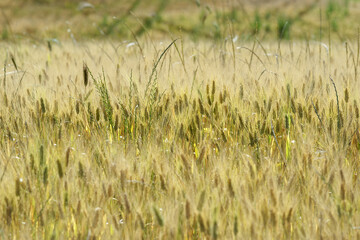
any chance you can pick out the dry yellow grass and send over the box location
[1,38,360,239]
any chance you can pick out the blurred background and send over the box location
[0,0,359,42]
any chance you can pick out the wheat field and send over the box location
[0,38,360,239]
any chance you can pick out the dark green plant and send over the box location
[88,68,113,128]
[277,16,291,40]
[326,0,340,31]
[251,12,262,35]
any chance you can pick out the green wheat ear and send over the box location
[83,62,89,87]
[40,98,46,114]
[39,145,45,166]
[56,160,63,178]
[344,88,349,103]
[75,101,80,114]
[43,166,48,185]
